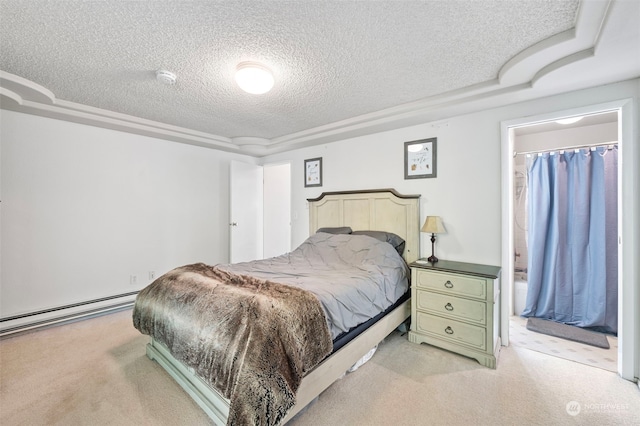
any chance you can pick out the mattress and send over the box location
[331,290,410,352]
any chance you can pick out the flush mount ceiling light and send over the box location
[156,70,177,85]
[556,116,584,125]
[235,62,274,94]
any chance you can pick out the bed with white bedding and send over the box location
[218,231,410,339]
[133,189,420,425]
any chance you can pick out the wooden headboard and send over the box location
[308,189,420,263]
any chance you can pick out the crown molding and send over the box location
[0,71,239,153]
[0,0,613,157]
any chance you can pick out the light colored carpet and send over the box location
[1,309,638,425]
[0,309,211,425]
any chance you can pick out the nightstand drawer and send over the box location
[414,312,486,351]
[416,291,486,325]
[415,269,487,300]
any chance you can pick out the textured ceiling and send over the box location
[0,0,638,156]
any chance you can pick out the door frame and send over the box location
[500,98,637,381]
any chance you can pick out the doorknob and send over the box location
[230,222,238,226]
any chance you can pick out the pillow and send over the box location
[316,226,353,234]
[351,230,406,255]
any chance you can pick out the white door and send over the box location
[263,163,291,258]
[230,161,263,263]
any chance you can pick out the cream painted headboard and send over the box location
[308,189,420,263]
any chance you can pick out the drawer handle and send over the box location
[445,302,454,311]
[444,280,454,289]
[445,326,454,335]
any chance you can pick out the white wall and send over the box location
[263,163,291,258]
[262,115,499,264]
[514,121,618,166]
[0,110,256,317]
[266,113,504,266]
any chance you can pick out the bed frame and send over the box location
[145,188,420,424]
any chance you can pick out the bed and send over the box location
[133,188,420,425]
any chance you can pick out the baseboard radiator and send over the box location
[0,291,138,338]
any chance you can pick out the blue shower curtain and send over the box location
[522,146,618,334]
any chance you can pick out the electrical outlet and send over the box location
[130,275,138,285]
[149,271,156,280]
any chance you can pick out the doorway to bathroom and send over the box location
[510,111,618,371]
[502,107,623,373]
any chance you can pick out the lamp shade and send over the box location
[421,216,446,234]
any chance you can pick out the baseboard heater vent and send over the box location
[0,291,139,338]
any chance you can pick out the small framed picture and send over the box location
[404,138,437,179]
[304,157,323,187]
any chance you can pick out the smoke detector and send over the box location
[156,70,177,85]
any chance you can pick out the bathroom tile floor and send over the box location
[509,315,618,373]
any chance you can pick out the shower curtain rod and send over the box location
[513,141,618,157]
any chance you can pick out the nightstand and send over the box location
[408,259,501,368]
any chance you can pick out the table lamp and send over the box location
[421,216,446,263]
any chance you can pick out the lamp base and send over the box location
[428,233,439,263]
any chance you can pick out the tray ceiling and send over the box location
[1,0,638,156]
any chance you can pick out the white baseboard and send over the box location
[0,293,137,338]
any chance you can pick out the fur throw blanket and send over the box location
[133,263,333,425]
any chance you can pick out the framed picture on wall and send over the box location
[304,157,323,187]
[404,137,437,179]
